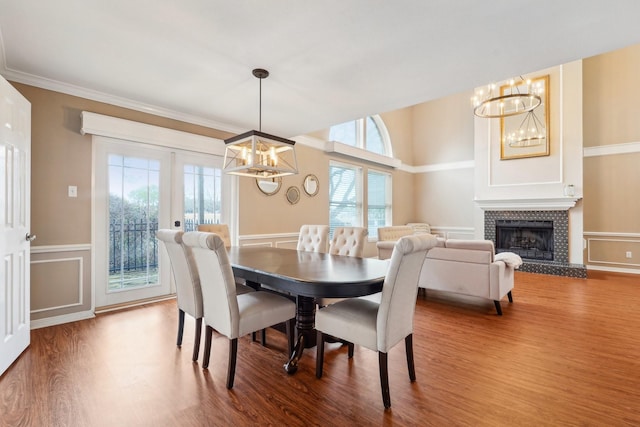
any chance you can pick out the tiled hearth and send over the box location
[485,210,587,278]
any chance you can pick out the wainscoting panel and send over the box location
[239,233,299,250]
[30,245,93,327]
[585,233,640,272]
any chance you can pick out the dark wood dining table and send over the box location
[227,246,389,373]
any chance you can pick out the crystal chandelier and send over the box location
[223,69,298,178]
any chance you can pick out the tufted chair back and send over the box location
[297,225,329,253]
[197,224,232,248]
[329,227,368,257]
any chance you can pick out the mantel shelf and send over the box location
[475,197,581,211]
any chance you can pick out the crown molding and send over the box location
[0,64,245,134]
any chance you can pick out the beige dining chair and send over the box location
[318,226,369,308]
[156,229,204,361]
[297,225,329,253]
[329,226,368,257]
[182,231,296,389]
[197,223,232,248]
[157,229,256,362]
[315,233,438,408]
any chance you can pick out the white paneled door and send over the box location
[0,76,31,376]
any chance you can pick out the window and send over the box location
[329,163,362,236]
[329,115,391,156]
[329,162,392,239]
[183,164,222,231]
[367,170,391,239]
[328,115,393,240]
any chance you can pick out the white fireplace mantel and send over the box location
[475,197,580,211]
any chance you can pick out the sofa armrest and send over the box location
[376,240,396,260]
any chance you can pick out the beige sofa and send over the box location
[417,238,516,315]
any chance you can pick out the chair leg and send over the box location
[379,351,391,409]
[405,334,416,382]
[202,325,214,369]
[192,318,202,362]
[494,300,503,316]
[347,342,354,358]
[226,338,238,389]
[508,291,513,303]
[315,331,325,378]
[285,318,295,357]
[177,309,185,347]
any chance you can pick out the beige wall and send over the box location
[410,90,476,233]
[583,44,640,270]
[15,81,414,321]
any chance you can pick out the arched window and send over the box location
[328,116,393,239]
[329,115,392,156]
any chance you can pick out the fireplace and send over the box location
[495,220,554,261]
[484,209,586,277]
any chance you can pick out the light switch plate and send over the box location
[68,185,77,198]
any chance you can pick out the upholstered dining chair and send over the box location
[315,233,438,408]
[317,226,369,308]
[157,229,255,362]
[297,224,329,253]
[182,231,296,389]
[329,226,368,257]
[197,224,232,248]
[156,229,204,362]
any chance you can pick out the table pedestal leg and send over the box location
[283,295,316,374]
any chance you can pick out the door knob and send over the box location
[26,233,36,242]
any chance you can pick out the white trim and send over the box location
[239,232,299,241]
[1,65,244,135]
[30,257,84,312]
[240,242,274,248]
[411,160,475,174]
[584,231,640,238]
[81,111,226,156]
[325,140,401,168]
[586,265,640,275]
[31,243,91,254]
[475,198,579,210]
[30,310,95,329]
[583,141,640,157]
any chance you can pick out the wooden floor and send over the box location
[1,271,639,426]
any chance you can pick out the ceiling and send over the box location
[1,1,640,139]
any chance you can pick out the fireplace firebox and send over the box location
[495,219,554,261]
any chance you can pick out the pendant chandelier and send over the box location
[223,68,298,178]
[472,76,542,118]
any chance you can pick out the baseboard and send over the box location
[586,265,640,275]
[30,310,96,330]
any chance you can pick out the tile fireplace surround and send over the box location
[484,210,587,278]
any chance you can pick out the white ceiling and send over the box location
[1,1,640,138]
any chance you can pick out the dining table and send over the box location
[227,246,389,374]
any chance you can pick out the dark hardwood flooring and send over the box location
[1,271,639,426]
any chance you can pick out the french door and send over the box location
[94,138,227,308]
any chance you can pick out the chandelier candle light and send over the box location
[223,68,298,178]
[472,76,543,118]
